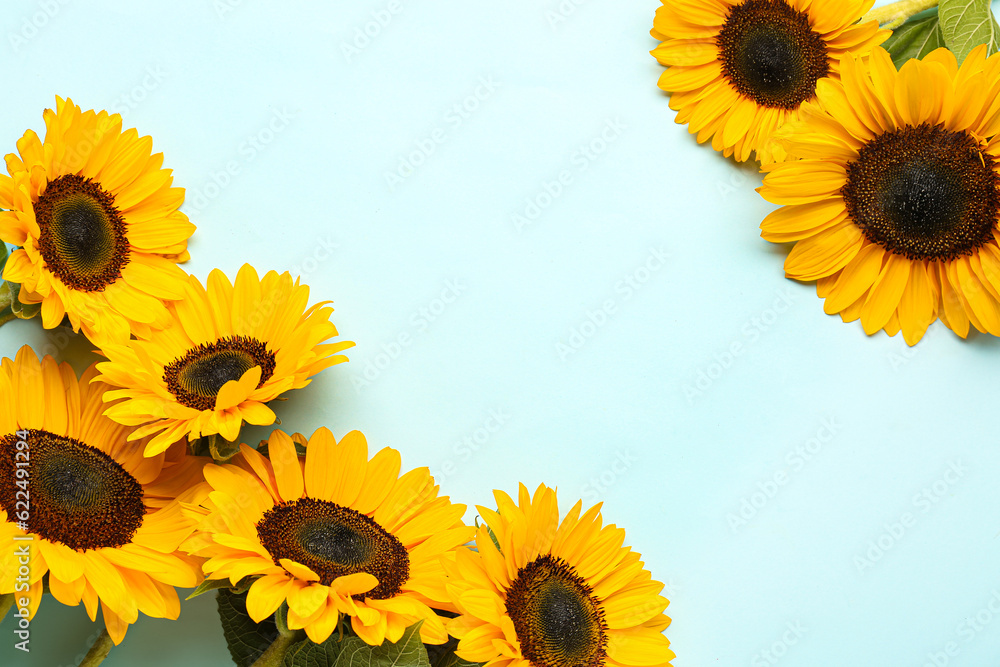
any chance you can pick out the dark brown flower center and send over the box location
[0,429,145,550]
[842,124,1000,261]
[35,175,130,292]
[163,336,276,411]
[717,0,829,109]
[505,555,608,667]
[256,497,410,598]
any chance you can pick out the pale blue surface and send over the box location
[1,0,1000,665]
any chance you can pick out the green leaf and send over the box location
[431,647,483,667]
[882,15,945,67]
[0,243,8,270]
[939,0,1000,63]
[187,578,235,600]
[217,588,281,667]
[425,636,458,667]
[186,576,256,600]
[282,620,431,667]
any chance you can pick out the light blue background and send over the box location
[1,0,1000,665]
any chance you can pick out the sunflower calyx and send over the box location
[0,246,23,326]
[256,437,307,459]
[0,267,40,324]
[9,286,41,321]
[189,433,243,462]
[474,517,503,554]
[208,433,242,463]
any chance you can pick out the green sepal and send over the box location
[209,432,242,463]
[231,576,256,595]
[257,438,307,458]
[10,297,40,320]
[217,588,280,667]
[190,433,243,461]
[0,257,41,323]
[282,620,430,667]
[477,519,502,555]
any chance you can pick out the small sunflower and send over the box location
[651,0,887,163]
[0,96,195,344]
[446,484,674,667]
[95,264,353,456]
[183,428,475,646]
[759,46,1000,344]
[0,346,208,644]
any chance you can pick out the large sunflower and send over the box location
[95,264,353,456]
[446,484,674,667]
[759,46,1000,345]
[651,0,887,163]
[183,428,475,646]
[0,96,195,344]
[0,346,208,644]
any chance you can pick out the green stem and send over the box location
[0,593,14,623]
[249,629,304,667]
[0,309,14,328]
[78,629,114,667]
[863,0,939,29]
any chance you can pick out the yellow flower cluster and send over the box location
[653,0,1000,345]
[0,97,676,667]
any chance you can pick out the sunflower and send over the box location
[0,346,208,644]
[0,96,195,344]
[759,46,1000,344]
[446,484,674,667]
[651,0,888,163]
[95,264,353,456]
[182,428,475,646]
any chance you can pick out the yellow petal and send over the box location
[268,430,304,502]
[245,574,294,623]
[861,254,911,334]
[216,365,261,411]
[606,627,675,666]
